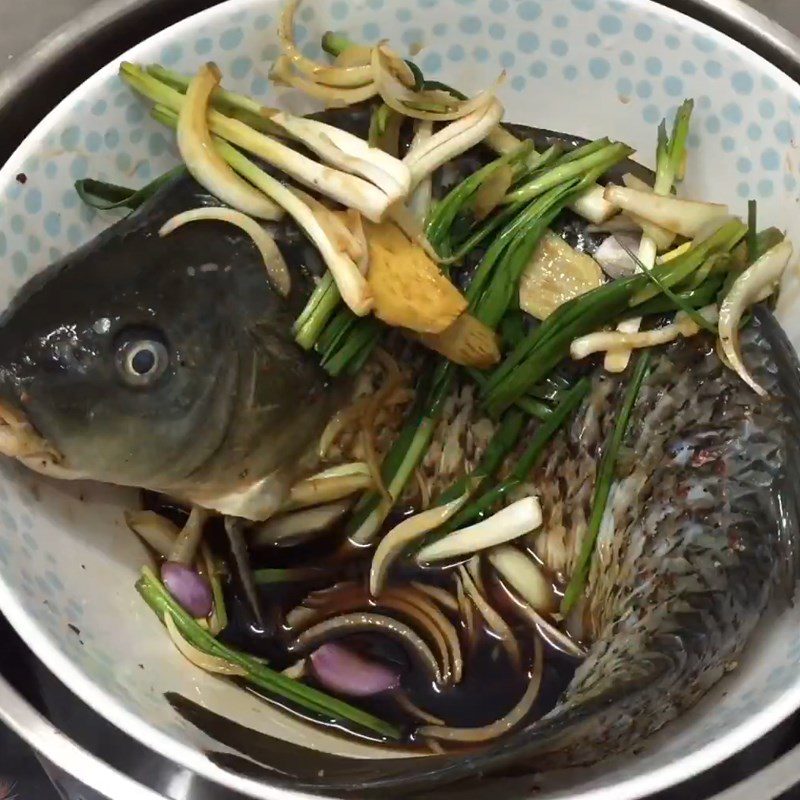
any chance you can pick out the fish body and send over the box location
[166,309,800,795]
[0,172,342,519]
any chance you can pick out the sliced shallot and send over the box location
[177,63,282,220]
[370,488,472,595]
[287,611,443,686]
[310,642,401,697]
[416,497,542,564]
[159,207,291,296]
[161,561,213,618]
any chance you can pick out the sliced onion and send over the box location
[288,611,443,685]
[395,691,445,725]
[279,0,374,88]
[177,63,282,220]
[169,505,210,565]
[334,46,373,68]
[160,207,291,296]
[125,510,178,558]
[287,583,458,685]
[418,636,543,742]
[372,43,500,122]
[370,488,472,595]
[497,579,585,659]
[416,497,542,564]
[287,462,373,509]
[161,561,213,618]
[571,305,719,360]
[719,240,793,396]
[249,500,351,548]
[164,613,246,675]
[594,234,641,280]
[401,587,463,685]
[404,100,505,190]
[310,642,401,697]
[411,581,459,613]
[270,55,378,105]
[455,573,476,649]
[458,564,521,671]
[487,546,556,614]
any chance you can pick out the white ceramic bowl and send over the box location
[1,1,800,798]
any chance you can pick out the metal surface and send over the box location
[1,0,800,799]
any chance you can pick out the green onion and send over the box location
[136,566,401,739]
[293,273,341,349]
[618,241,718,333]
[503,141,633,206]
[482,218,746,415]
[75,166,186,211]
[561,352,651,615]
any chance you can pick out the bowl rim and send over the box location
[1,0,800,798]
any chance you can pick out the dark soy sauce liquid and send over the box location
[142,492,580,748]
[218,536,580,747]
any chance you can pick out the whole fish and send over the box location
[0,107,797,793]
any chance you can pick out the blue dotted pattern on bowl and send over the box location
[0,0,800,785]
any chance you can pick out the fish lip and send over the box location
[0,398,82,480]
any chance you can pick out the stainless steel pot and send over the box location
[2,1,800,797]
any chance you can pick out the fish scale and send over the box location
[525,313,798,767]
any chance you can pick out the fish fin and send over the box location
[753,306,800,599]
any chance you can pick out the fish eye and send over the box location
[114,330,169,388]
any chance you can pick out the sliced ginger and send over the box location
[365,220,467,334]
[414,313,501,369]
[519,231,604,320]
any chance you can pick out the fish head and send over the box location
[0,175,340,517]
[0,205,239,489]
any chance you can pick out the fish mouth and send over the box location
[0,399,84,481]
